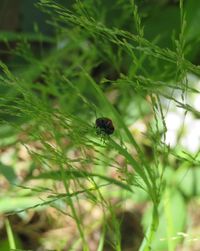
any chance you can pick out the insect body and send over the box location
[95,117,115,136]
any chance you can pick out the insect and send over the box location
[95,117,115,136]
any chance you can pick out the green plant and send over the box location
[0,0,200,250]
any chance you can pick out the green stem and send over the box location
[59,164,89,251]
[139,204,159,251]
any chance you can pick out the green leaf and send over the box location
[0,162,17,184]
[176,167,200,197]
[0,197,42,213]
[143,189,186,251]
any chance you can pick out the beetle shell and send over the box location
[95,117,115,135]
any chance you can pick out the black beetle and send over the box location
[95,117,115,136]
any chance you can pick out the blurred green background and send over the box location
[1,0,200,251]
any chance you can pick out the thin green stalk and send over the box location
[97,224,106,251]
[59,163,89,251]
[139,204,159,251]
[5,218,16,250]
[164,188,175,251]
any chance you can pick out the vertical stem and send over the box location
[5,218,16,250]
[59,164,89,251]
[139,204,159,251]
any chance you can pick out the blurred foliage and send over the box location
[0,0,200,251]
